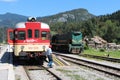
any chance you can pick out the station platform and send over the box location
[0,63,15,80]
[0,45,15,80]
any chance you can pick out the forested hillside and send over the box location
[38,10,120,43]
[0,13,27,27]
[0,8,120,43]
[0,13,27,42]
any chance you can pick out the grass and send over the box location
[83,47,120,58]
[56,68,72,73]
[56,68,105,80]
[56,69,87,80]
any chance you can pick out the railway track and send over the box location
[24,66,62,80]
[80,54,120,63]
[54,52,120,78]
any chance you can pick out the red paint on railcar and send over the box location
[7,17,51,57]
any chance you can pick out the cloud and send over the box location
[0,0,17,2]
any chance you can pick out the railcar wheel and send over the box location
[12,53,19,65]
[38,56,44,65]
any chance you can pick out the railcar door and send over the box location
[7,29,14,44]
[7,29,14,52]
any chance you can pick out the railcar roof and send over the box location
[41,22,49,29]
[15,22,50,29]
[15,22,25,28]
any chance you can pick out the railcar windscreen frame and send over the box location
[35,29,39,38]
[28,29,32,38]
[18,31,26,40]
[9,31,14,40]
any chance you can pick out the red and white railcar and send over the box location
[7,17,51,59]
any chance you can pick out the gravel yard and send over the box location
[52,66,116,80]
[1,45,120,80]
[14,66,29,80]
[6,62,120,80]
[12,52,120,80]
[28,69,57,80]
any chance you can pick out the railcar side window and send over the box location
[35,30,39,38]
[41,31,50,40]
[18,31,25,40]
[28,29,32,38]
[47,32,51,40]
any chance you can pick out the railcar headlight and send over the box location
[42,46,45,51]
[21,46,24,51]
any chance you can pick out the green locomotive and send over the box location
[51,32,84,54]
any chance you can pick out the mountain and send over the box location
[0,8,95,28]
[0,13,27,27]
[0,8,120,43]
[37,8,95,23]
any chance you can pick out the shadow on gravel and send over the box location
[13,57,45,67]
[0,50,12,63]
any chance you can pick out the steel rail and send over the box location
[54,52,120,78]
[80,54,120,63]
[23,66,32,80]
[24,66,62,80]
[42,66,62,80]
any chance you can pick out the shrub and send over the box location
[99,48,105,52]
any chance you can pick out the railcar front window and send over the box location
[42,32,47,40]
[18,31,25,40]
[28,29,32,38]
[35,30,39,38]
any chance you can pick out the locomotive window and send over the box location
[9,32,14,40]
[18,31,25,40]
[28,29,32,38]
[73,33,80,36]
[35,30,39,38]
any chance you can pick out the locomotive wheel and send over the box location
[70,49,73,54]
[79,48,83,54]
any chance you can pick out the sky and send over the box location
[0,0,120,17]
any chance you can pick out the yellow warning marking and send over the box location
[53,57,64,66]
[53,55,64,66]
